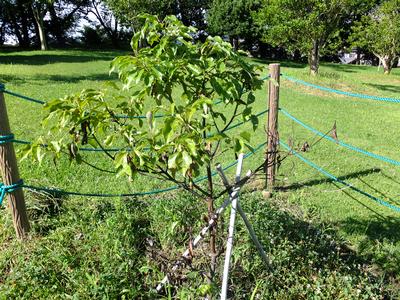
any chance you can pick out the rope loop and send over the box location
[0,179,24,205]
[0,134,15,145]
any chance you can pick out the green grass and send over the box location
[0,49,399,298]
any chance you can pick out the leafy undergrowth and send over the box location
[0,191,397,299]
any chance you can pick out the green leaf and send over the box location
[187,64,202,76]
[181,151,192,175]
[240,131,251,142]
[168,152,181,170]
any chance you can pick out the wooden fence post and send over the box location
[265,63,280,192]
[0,88,30,239]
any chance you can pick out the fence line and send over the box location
[0,141,266,202]
[2,70,399,207]
[282,74,400,104]
[280,108,400,166]
[280,140,400,213]
[5,108,269,153]
[0,83,234,120]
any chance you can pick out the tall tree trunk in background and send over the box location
[32,4,48,51]
[9,18,25,47]
[48,4,66,47]
[232,36,239,51]
[19,8,32,48]
[374,53,396,75]
[309,40,320,76]
[378,54,394,74]
[356,48,361,65]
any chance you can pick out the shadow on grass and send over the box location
[277,168,381,192]
[238,194,397,297]
[339,215,400,276]
[0,53,117,65]
[34,73,118,83]
[0,74,28,85]
[0,73,118,86]
[365,83,400,94]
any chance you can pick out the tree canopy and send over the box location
[255,0,359,75]
[103,0,210,31]
[207,0,260,50]
[350,0,400,74]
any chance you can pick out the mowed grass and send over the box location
[0,49,399,298]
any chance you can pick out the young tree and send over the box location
[350,0,400,74]
[207,0,260,50]
[255,0,355,75]
[25,14,263,286]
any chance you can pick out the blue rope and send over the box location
[10,138,125,152]
[0,180,24,205]
[20,141,266,199]
[0,81,259,120]
[222,109,268,132]
[0,134,15,145]
[280,140,400,213]
[3,90,46,105]
[280,108,400,166]
[282,74,400,104]
[115,113,167,119]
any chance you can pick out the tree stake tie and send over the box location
[0,134,15,145]
[0,180,24,206]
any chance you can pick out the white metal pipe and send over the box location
[221,153,244,300]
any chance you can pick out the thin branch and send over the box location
[92,133,116,161]
[61,150,116,174]
[220,102,240,133]
[157,166,209,199]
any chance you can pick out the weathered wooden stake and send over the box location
[0,90,30,239]
[266,63,280,191]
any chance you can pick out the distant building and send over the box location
[338,49,372,65]
[339,48,399,67]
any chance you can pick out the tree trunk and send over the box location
[356,49,361,65]
[308,40,320,76]
[48,5,66,47]
[32,5,48,51]
[10,19,25,48]
[232,37,239,51]
[375,54,395,75]
[202,111,216,298]
[206,163,216,299]
[381,55,394,75]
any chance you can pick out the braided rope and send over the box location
[280,108,400,166]
[280,140,400,213]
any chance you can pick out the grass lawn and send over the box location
[0,49,399,298]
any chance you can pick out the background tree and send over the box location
[350,0,400,74]
[102,0,175,27]
[0,0,35,48]
[46,0,90,47]
[336,0,380,65]
[83,0,130,48]
[255,0,355,75]
[207,0,260,50]
[103,0,210,34]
